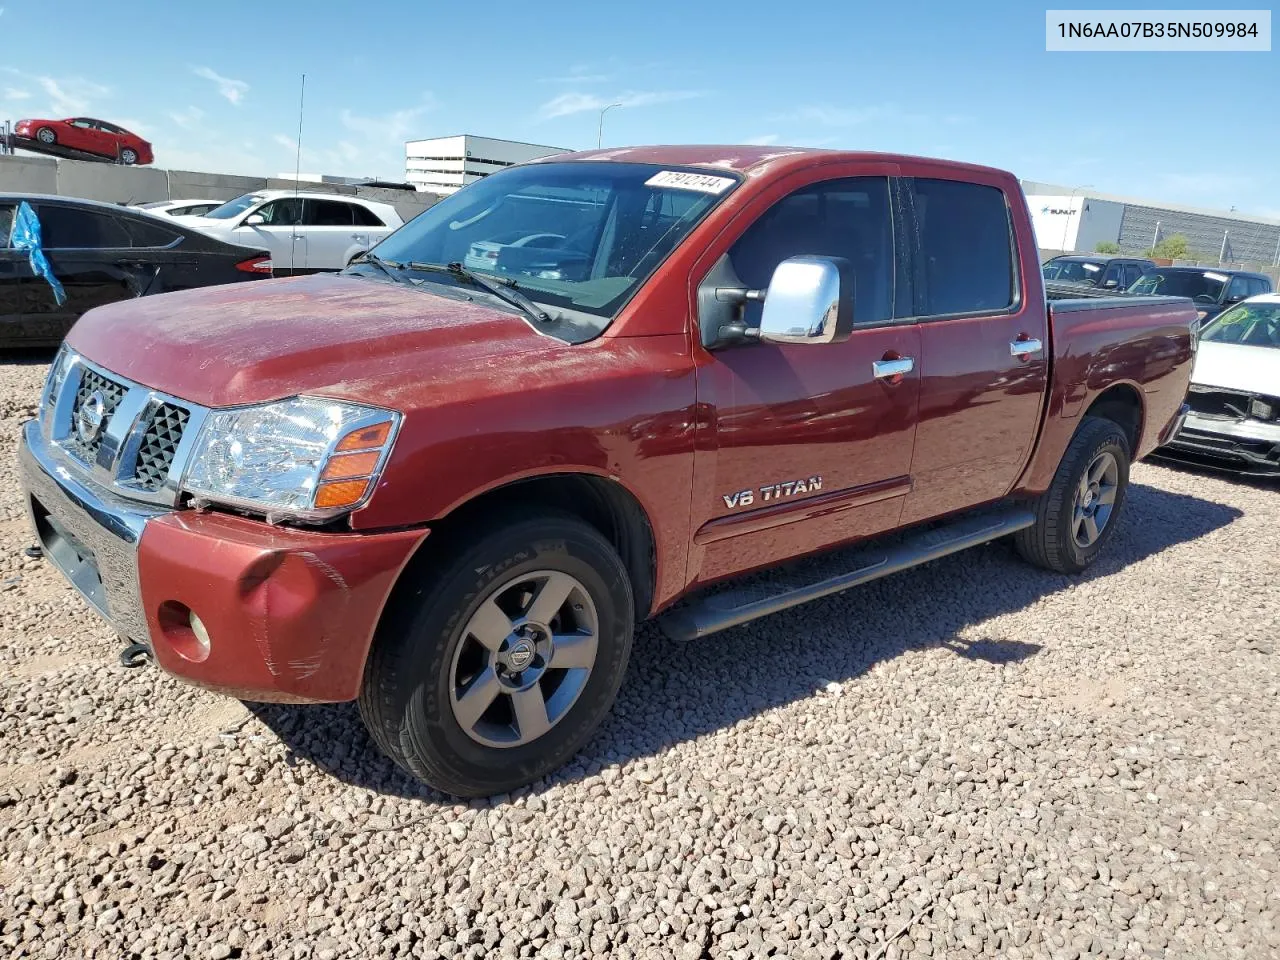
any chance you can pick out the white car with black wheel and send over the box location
[1161,293,1280,476]
[173,191,403,273]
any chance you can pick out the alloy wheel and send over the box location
[1072,451,1119,547]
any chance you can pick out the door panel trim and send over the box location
[693,475,912,545]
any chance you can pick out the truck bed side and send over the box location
[1016,295,1196,494]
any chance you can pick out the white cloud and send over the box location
[538,89,704,120]
[743,134,779,145]
[168,105,204,129]
[192,66,248,105]
[3,86,29,100]
[36,76,109,115]
[339,99,433,144]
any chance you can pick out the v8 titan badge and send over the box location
[722,476,822,509]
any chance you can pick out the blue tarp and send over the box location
[9,201,66,306]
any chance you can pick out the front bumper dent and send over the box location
[1158,411,1280,476]
[19,420,427,702]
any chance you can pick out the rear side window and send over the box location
[125,218,180,248]
[909,179,1015,317]
[728,176,895,325]
[307,200,356,226]
[0,204,13,246]
[352,204,385,227]
[34,205,132,249]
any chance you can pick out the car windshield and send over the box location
[1043,259,1106,283]
[1200,302,1280,348]
[367,162,739,329]
[202,194,264,220]
[1128,270,1226,301]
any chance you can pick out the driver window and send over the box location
[253,199,303,226]
[728,177,894,326]
[1226,276,1251,301]
[1100,263,1123,287]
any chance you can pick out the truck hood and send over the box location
[66,273,569,408]
[1191,340,1280,396]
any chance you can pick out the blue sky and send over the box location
[0,0,1276,216]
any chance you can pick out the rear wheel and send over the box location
[35,127,56,145]
[358,513,634,797]
[119,147,138,165]
[1015,416,1130,574]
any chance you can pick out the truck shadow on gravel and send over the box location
[250,481,1241,802]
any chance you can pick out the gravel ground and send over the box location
[1,352,1277,960]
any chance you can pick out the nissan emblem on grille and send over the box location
[76,390,108,443]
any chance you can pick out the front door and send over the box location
[897,174,1049,524]
[235,198,305,274]
[691,173,921,585]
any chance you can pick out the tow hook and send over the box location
[119,641,153,669]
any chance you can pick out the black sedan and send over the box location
[1,194,272,348]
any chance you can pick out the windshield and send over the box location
[1200,302,1280,348]
[1128,270,1226,301]
[1043,259,1106,283]
[368,162,739,329]
[202,194,264,220]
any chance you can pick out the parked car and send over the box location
[134,199,227,218]
[18,147,1196,796]
[1159,292,1280,475]
[1042,254,1154,290]
[1,194,271,348]
[173,191,403,273]
[1128,266,1272,323]
[12,117,153,165]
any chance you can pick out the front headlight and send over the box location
[181,397,400,522]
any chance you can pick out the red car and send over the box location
[12,116,153,165]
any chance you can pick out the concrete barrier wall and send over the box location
[0,154,58,194]
[0,154,442,222]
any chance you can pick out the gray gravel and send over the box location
[1,352,1278,959]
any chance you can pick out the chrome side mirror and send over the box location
[758,256,855,345]
[243,213,266,226]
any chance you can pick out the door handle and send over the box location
[1010,337,1044,357]
[351,233,367,240]
[872,357,914,380]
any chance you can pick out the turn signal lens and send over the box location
[321,450,380,480]
[315,479,373,509]
[336,422,391,451]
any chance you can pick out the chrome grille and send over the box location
[68,368,127,464]
[42,351,210,508]
[134,403,191,491]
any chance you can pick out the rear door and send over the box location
[897,174,1049,524]
[302,199,358,270]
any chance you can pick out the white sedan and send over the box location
[173,190,403,273]
[133,198,228,218]
[1162,292,1280,475]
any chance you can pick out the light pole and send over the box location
[597,102,623,149]
[1060,184,1093,252]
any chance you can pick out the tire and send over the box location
[35,127,56,145]
[358,512,634,797]
[119,148,138,165]
[1015,416,1130,574]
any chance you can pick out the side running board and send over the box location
[659,505,1035,642]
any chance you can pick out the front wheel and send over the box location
[1015,416,1130,574]
[358,513,634,797]
[35,126,56,145]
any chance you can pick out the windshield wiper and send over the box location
[405,261,553,324]
[350,251,413,286]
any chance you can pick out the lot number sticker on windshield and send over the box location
[645,170,736,195]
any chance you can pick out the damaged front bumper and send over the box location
[1158,411,1280,477]
[18,420,426,702]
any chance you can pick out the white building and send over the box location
[1023,180,1280,265]
[405,135,569,195]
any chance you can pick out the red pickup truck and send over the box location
[18,147,1195,796]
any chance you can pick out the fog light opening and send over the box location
[156,601,212,663]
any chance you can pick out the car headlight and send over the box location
[181,397,400,522]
